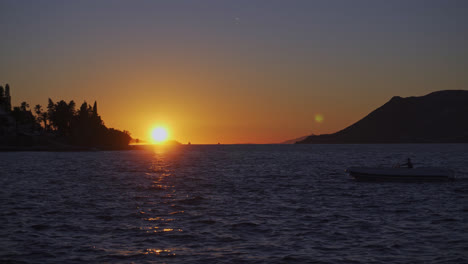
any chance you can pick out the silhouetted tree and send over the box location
[8,96,131,148]
[0,115,9,135]
[47,98,55,111]
[71,100,104,145]
[34,104,48,129]
[47,99,55,129]
[0,86,4,108]
[34,104,42,125]
[34,104,42,115]
[4,84,11,111]
[92,101,98,117]
[79,102,88,118]
[20,102,30,112]
[41,112,49,130]
[11,107,21,132]
[49,100,75,135]
[103,128,131,147]
[68,100,76,115]
[11,104,36,133]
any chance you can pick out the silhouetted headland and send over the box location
[0,84,131,151]
[279,135,311,144]
[297,90,468,144]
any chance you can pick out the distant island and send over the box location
[0,83,131,150]
[297,90,468,144]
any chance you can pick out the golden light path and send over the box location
[151,127,169,144]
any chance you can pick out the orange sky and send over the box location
[2,1,467,144]
[7,65,465,144]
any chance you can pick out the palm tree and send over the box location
[34,104,42,115]
[34,104,48,129]
[20,101,30,112]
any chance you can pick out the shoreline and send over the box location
[2,143,468,152]
[0,145,135,152]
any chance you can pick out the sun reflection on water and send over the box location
[136,145,187,256]
[143,248,176,256]
[140,226,183,233]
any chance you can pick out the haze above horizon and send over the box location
[1,0,467,144]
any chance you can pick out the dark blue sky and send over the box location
[1,0,467,143]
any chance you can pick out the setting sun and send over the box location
[151,127,169,143]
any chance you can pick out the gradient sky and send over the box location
[1,0,467,143]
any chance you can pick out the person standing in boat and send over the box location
[401,158,413,168]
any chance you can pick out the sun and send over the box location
[151,127,169,143]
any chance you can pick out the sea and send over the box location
[1,144,467,264]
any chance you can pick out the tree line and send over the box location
[9,98,131,148]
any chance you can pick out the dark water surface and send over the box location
[1,144,467,263]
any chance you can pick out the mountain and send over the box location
[163,140,182,145]
[279,135,311,144]
[297,90,468,144]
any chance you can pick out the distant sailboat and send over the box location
[188,141,191,145]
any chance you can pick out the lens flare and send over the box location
[315,114,324,123]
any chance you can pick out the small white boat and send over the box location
[346,167,455,182]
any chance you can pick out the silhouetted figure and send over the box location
[401,158,413,168]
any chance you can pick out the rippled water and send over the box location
[1,144,467,263]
